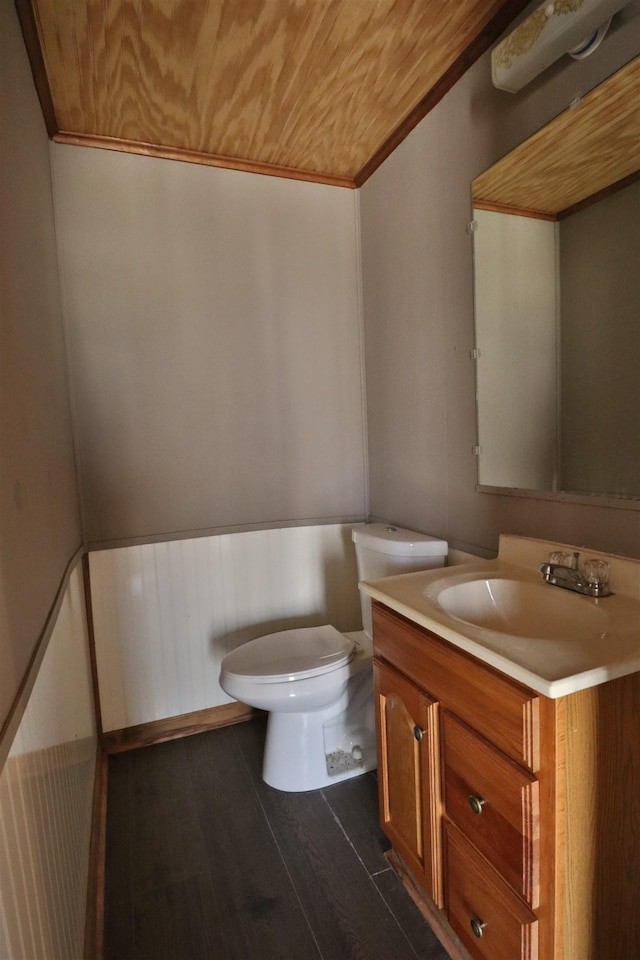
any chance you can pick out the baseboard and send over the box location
[102,702,258,754]
[84,747,108,960]
[385,849,472,960]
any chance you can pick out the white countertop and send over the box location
[360,535,640,699]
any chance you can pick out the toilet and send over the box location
[219,524,448,791]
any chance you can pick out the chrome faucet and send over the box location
[538,552,611,597]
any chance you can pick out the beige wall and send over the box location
[0,0,82,731]
[560,180,640,498]
[52,147,367,547]
[360,2,640,559]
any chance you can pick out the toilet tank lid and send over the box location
[352,523,448,557]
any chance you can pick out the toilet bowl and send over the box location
[221,625,373,792]
[219,523,448,792]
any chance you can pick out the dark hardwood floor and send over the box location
[104,717,451,960]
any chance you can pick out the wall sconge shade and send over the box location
[492,0,632,92]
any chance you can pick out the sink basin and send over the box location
[435,578,609,641]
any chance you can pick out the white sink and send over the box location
[434,578,609,641]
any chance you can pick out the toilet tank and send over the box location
[352,523,448,638]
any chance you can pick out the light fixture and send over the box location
[491,0,632,93]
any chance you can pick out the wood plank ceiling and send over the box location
[473,54,640,217]
[17,0,529,187]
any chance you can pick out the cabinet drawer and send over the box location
[445,822,538,960]
[442,712,539,907]
[373,602,540,770]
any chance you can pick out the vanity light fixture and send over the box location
[491,0,632,92]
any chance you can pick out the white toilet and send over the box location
[219,523,448,791]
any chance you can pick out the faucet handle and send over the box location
[548,550,579,568]
[583,558,610,589]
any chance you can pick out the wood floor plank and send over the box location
[103,894,135,960]
[105,749,133,885]
[129,737,210,896]
[184,726,322,960]
[104,751,135,956]
[373,868,452,960]
[133,874,222,960]
[233,721,429,960]
[256,790,423,960]
[321,772,391,876]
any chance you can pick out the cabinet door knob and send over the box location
[413,725,424,742]
[470,917,486,939]
[468,794,486,815]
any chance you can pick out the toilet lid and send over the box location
[222,625,356,682]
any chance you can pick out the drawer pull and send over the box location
[470,917,486,939]
[468,794,486,815]
[413,725,424,742]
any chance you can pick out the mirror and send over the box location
[472,55,640,502]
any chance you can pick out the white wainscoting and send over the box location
[0,562,96,960]
[89,524,363,733]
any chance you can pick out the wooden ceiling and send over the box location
[473,54,640,218]
[17,0,529,187]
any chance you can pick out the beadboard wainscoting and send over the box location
[0,563,96,960]
[89,524,364,733]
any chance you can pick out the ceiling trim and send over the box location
[52,132,357,188]
[15,0,57,137]
[354,0,532,187]
[473,200,558,220]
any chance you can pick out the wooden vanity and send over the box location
[373,600,640,960]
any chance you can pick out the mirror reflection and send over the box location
[472,55,640,501]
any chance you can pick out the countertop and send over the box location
[360,535,640,699]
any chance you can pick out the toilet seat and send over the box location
[222,625,355,683]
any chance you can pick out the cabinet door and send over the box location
[374,658,443,905]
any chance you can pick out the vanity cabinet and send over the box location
[372,601,640,960]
